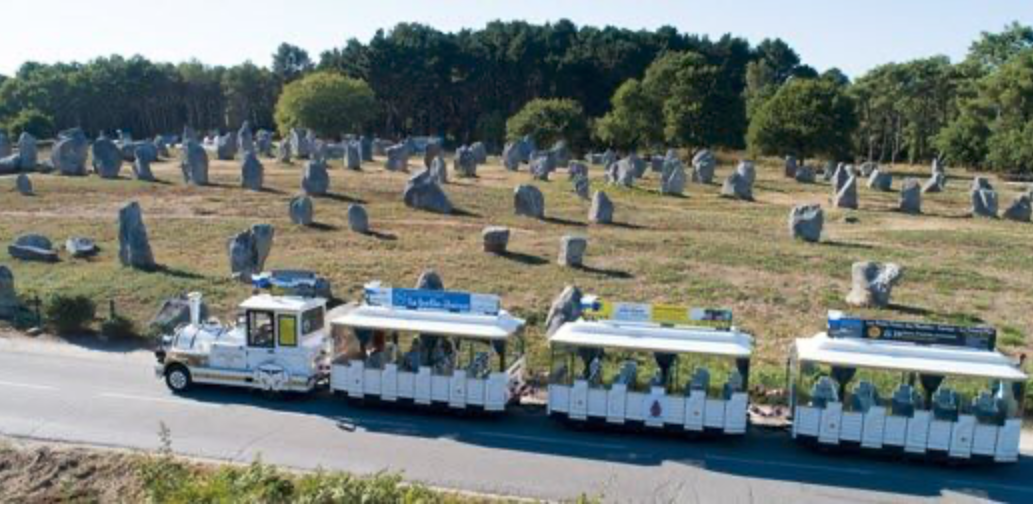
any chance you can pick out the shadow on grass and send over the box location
[606,221,648,231]
[154,265,205,280]
[819,240,874,251]
[257,187,287,196]
[886,304,986,325]
[363,230,397,241]
[495,251,549,266]
[574,264,634,280]
[543,216,587,227]
[450,207,481,218]
[308,222,340,232]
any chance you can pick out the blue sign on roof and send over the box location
[828,312,997,351]
[364,285,500,315]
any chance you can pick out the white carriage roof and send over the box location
[795,334,1027,381]
[239,294,326,313]
[550,320,754,358]
[331,305,525,341]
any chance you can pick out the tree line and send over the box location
[0,20,1029,174]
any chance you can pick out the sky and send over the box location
[0,0,1030,78]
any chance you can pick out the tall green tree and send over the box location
[748,78,857,160]
[272,43,314,84]
[593,79,662,150]
[274,72,376,138]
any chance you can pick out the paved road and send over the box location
[1,338,1030,503]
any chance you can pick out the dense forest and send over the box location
[0,20,1030,173]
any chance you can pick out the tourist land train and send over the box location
[154,271,1028,465]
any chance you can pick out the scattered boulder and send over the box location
[471,142,489,165]
[721,172,753,201]
[736,161,756,186]
[568,162,588,181]
[454,146,478,178]
[922,172,946,194]
[360,136,373,162]
[531,154,555,181]
[482,227,510,254]
[0,266,17,319]
[0,132,9,159]
[241,152,264,191]
[385,144,409,172]
[822,161,837,182]
[545,285,583,337]
[513,184,545,219]
[277,141,293,164]
[182,126,198,144]
[572,174,591,201]
[423,140,442,169]
[118,202,157,270]
[970,188,998,219]
[589,191,614,225]
[846,262,903,309]
[859,162,878,178]
[867,169,893,192]
[215,132,238,161]
[503,142,522,171]
[180,141,209,186]
[345,142,361,170]
[429,156,448,185]
[228,224,274,282]
[289,196,314,226]
[301,160,330,196]
[607,158,637,187]
[149,295,210,334]
[403,170,453,214]
[558,236,587,268]
[256,130,274,158]
[15,174,33,196]
[549,141,569,168]
[237,122,254,155]
[789,204,824,243]
[660,158,686,195]
[347,204,369,234]
[931,157,945,176]
[970,177,993,193]
[650,156,665,174]
[132,145,157,182]
[899,179,922,215]
[693,150,717,184]
[600,149,617,168]
[415,270,445,291]
[65,237,99,258]
[1002,191,1032,222]
[290,129,311,159]
[783,156,798,178]
[794,165,816,184]
[832,164,853,193]
[51,129,89,176]
[8,234,59,263]
[16,133,38,171]
[91,137,123,179]
[833,176,859,209]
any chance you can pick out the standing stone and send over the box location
[822,161,837,182]
[415,270,445,291]
[0,266,17,319]
[385,144,409,172]
[846,262,903,308]
[607,158,637,187]
[182,126,198,144]
[970,177,994,193]
[66,237,99,258]
[721,172,754,201]
[15,174,33,196]
[277,141,292,164]
[228,224,274,282]
[795,165,816,184]
[736,160,757,186]
[833,164,853,193]
[289,196,314,226]
[180,141,209,186]
[545,285,583,337]
[359,136,373,162]
[922,172,946,194]
[660,158,687,196]
[513,185,545,219]
[626,153,648,178]
[970,188,998,218]
[859,162,879,178]
[423,140,442,169]
[692,150,717,184]
[899,179,922,215]
[568,162,588,181]
[132,147,156,182]
[454,146,478,178]
[301,160,330,196]
[833,176,859,209]
[347,204,369,234]
[429,156,448,185]
[503,142,522,171]
[91,137,123,179]
[290,129,311,159]
[118,202,156,270]
[403,170,453,214]
[932,157,945,176]
[237,122,254,155]
[600,149,617,169]
[549,141,569,168]
[589,191,614,225]
[519,135,537,163]
[868,169,893,192]
[255,130,273,158]
[789,204,824,243]
[16,133,37,171]
[573,174,590,201]
[345,142,361,170]
[482,227,510,254]
[215,132,237,161]
[531,154,555,181]
[471,142,489,165]
[241,152,264,191]
[8,235,59,263]
[650,156,665,174]
[783,156,798,178]
[0,132,9,159]
[51,129,89,176]
[558,236,587,268]
[1002,191,1032,222]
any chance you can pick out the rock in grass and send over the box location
[660,158,686,195]
[482,227,510,254]
[1002,191,1032,222]
[736,161,756,186]
[0,266,17,319]
[789,204,824,243]
[471,142,489,165]
[51,128,89,176]
[783,155,798,178]
[558,236,587,268]
[180,141,209,186]
[794,166,816,184]
[899,178,922,215]
[721,172,753,201]
[150,295,210,334]
[922,172,946,194]
[289,196,314,226]
[970,188,998,219]
[846,262,902,309]
[573,174,590,201]
[228,224,274,282]
[118,202,156,270]
[415,270,444,291]
[867,169,893,192]
[513,184,545,219]
[65,237,99,258]
[589,191,614,224]
[238,122,254,155]
[693,150,717,184]
[347,204,369,234]
[15,174,33,196]
[8,234,59,263]
[91,137,123,179]
[545,285,583,337]
[345,141,361,170]
[403,170,453,214]
[568,162,588,181]
[454,145,478,178]
[241,152,264,191]
[132,146,157,182]
[832,176,859,209]
[302,160,330,196]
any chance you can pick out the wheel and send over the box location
[165,365,192,393]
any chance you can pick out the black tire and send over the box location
[165,365,192,393]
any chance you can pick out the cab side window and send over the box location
[278,314,298,347]
[248,311,275,348]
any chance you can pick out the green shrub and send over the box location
[44,295,96,335]
[274,71,376,138]
[3,108,56,140]
[101,314,138,340]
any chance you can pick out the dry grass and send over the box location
[1,151,1031,384]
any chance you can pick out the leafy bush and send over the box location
[3,108,56,139]
[748,78,857,161]
[506,98,588,152]
[44,295,96,335]
[101,314,138,340]
[274,72,376,138]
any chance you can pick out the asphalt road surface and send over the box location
[1,337,1030,503]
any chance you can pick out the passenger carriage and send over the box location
[547,296,754,436]
[328,283,527,413]
[790,312,1028,463]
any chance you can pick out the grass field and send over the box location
[2,150,1031,388]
